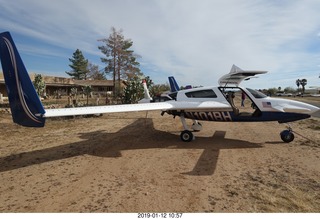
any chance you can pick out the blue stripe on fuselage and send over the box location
[182,111,310,123]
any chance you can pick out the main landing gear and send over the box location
[179,115,202,142]
[180,130,194,142]
[280,125,295,143]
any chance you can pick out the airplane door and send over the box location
[219,87,261,117]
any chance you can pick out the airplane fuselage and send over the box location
[164,86,318,123]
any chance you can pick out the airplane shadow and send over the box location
[0,118,263,175]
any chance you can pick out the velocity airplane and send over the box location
[0,31,319,143]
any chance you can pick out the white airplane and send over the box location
[0,31,319,143]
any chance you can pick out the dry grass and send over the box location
[298,118,320,131]
[246,170,320,212]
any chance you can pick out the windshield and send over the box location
[246,88,267,98]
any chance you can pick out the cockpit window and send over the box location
[185,89,217,98]
[246,88,267,98]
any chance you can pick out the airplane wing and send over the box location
[44,102,172,117]
[44,101,231,118]
[219,64,267,86]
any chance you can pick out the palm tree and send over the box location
[300,79,307,95]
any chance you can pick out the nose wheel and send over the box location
[280,125,295,143]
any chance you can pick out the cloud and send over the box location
[0,0,320,88]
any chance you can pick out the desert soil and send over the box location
[0,110,319,213]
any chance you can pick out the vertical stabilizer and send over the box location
[168,76,180,92]
[138,79,153,103]
[0,31,45,127]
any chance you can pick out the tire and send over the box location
[180,130,194,142]
[280,130,295,143]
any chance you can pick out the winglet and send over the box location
[0,31,45,127]
[138,79,153,103]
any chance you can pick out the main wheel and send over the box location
[180,130,194,142]
[280,130,295,143]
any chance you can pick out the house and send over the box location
[0,72,125,99]
[73,79,114,96]
[0,73,6,97]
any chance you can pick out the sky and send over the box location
[0,0,320,89]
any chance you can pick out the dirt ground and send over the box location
[0,109,319,213]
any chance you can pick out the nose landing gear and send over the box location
[280,125,295,143]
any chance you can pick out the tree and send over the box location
[122,76,153,104]
[66,49,89,80]
[82,85,92,105]
[267,88,278,96]
[296,79,301,91]
[87,62,106,80]
[98,27,141,97]
[284,87,295,94]
[70,87,78,106]
[300,79,307,94]
[33,74,46,97]
[150,83,170,97]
